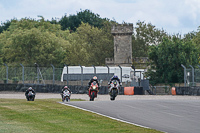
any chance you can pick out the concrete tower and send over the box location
[107,23,133,66]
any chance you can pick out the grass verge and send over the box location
[0,99,162,133]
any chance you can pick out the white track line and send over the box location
[59,102,150,129]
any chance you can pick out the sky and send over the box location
[1,0,200,35]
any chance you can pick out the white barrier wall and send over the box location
[61,66,145,82]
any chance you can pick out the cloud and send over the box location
[125,0,182,30]
[109,0,200,34]
[185,0,200,23]
[0,0,200,34]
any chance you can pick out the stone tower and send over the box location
[106,24,133,67]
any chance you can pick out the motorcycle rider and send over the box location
[61,86,71,101]
[108,75,122,95]
[108,75,122,86]
[88,76,99,95]
[25,87,36,101]
[88,76,99,87]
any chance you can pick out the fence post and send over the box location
[131,65,136,76]
[34,63,39,84]
[189,65,195,86]
[181,64,186,87]
[20,64,24,84]
[79,65,83,86]
[4,63,8,84]
[64,64,69,86]
[197,65,200,79]
[51,64,55,85]
[118,65,122,82]
[106,65,110,81]
[92,65,96,75]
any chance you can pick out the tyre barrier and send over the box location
[197,89,200,96]
[0,83,19,91]
[171,87,176,95]
[172,86,200,96]
[0,83,125,95]
[124,86,143,95]
[124,87,134,95]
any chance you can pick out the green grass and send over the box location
[0,99,162,133]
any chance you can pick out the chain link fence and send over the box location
[0,65,64,85]
[0,65,149,95]
[1,65,143,87]
[181,65,200,87]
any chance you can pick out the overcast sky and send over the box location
[1,0,200,35]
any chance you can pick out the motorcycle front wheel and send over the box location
[110,89,117,101]
[90,92,95,101]
[66,97,70,102]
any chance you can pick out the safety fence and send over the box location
[0,64,145,86]
[0,65,63,85]
[181,64,200,87]
[0,64,148,94]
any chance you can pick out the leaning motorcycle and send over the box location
[109,80,120,100]
[27,91,35,101]
[88,81,99,101]
[62,90,71,102]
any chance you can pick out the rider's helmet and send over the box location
[28,87,32,91]
[64,86,68,89]
[113,75,118,79]
[93,76,97,80]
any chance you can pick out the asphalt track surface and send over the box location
[62,96,200,133]
[1,92,200,133]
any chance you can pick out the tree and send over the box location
[59,9,108,31]
[132,21,168,57]
[77,9,106,28]
[65,22,113,66]
[192,27,200,64]
[0,18,70,67]
[0,19,14,33]
[193,27,200,50]
[146,36,199,85]
[0,16,115,67]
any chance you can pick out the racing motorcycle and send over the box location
[27,91,35,101]
[88,81,99,101]
[62,90,71,102]
[109,80,120,100]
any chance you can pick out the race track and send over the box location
[63,96,200,133]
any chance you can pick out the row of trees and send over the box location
[0,17,114,67]
[0,9,200,85]
[147,35,199,85]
